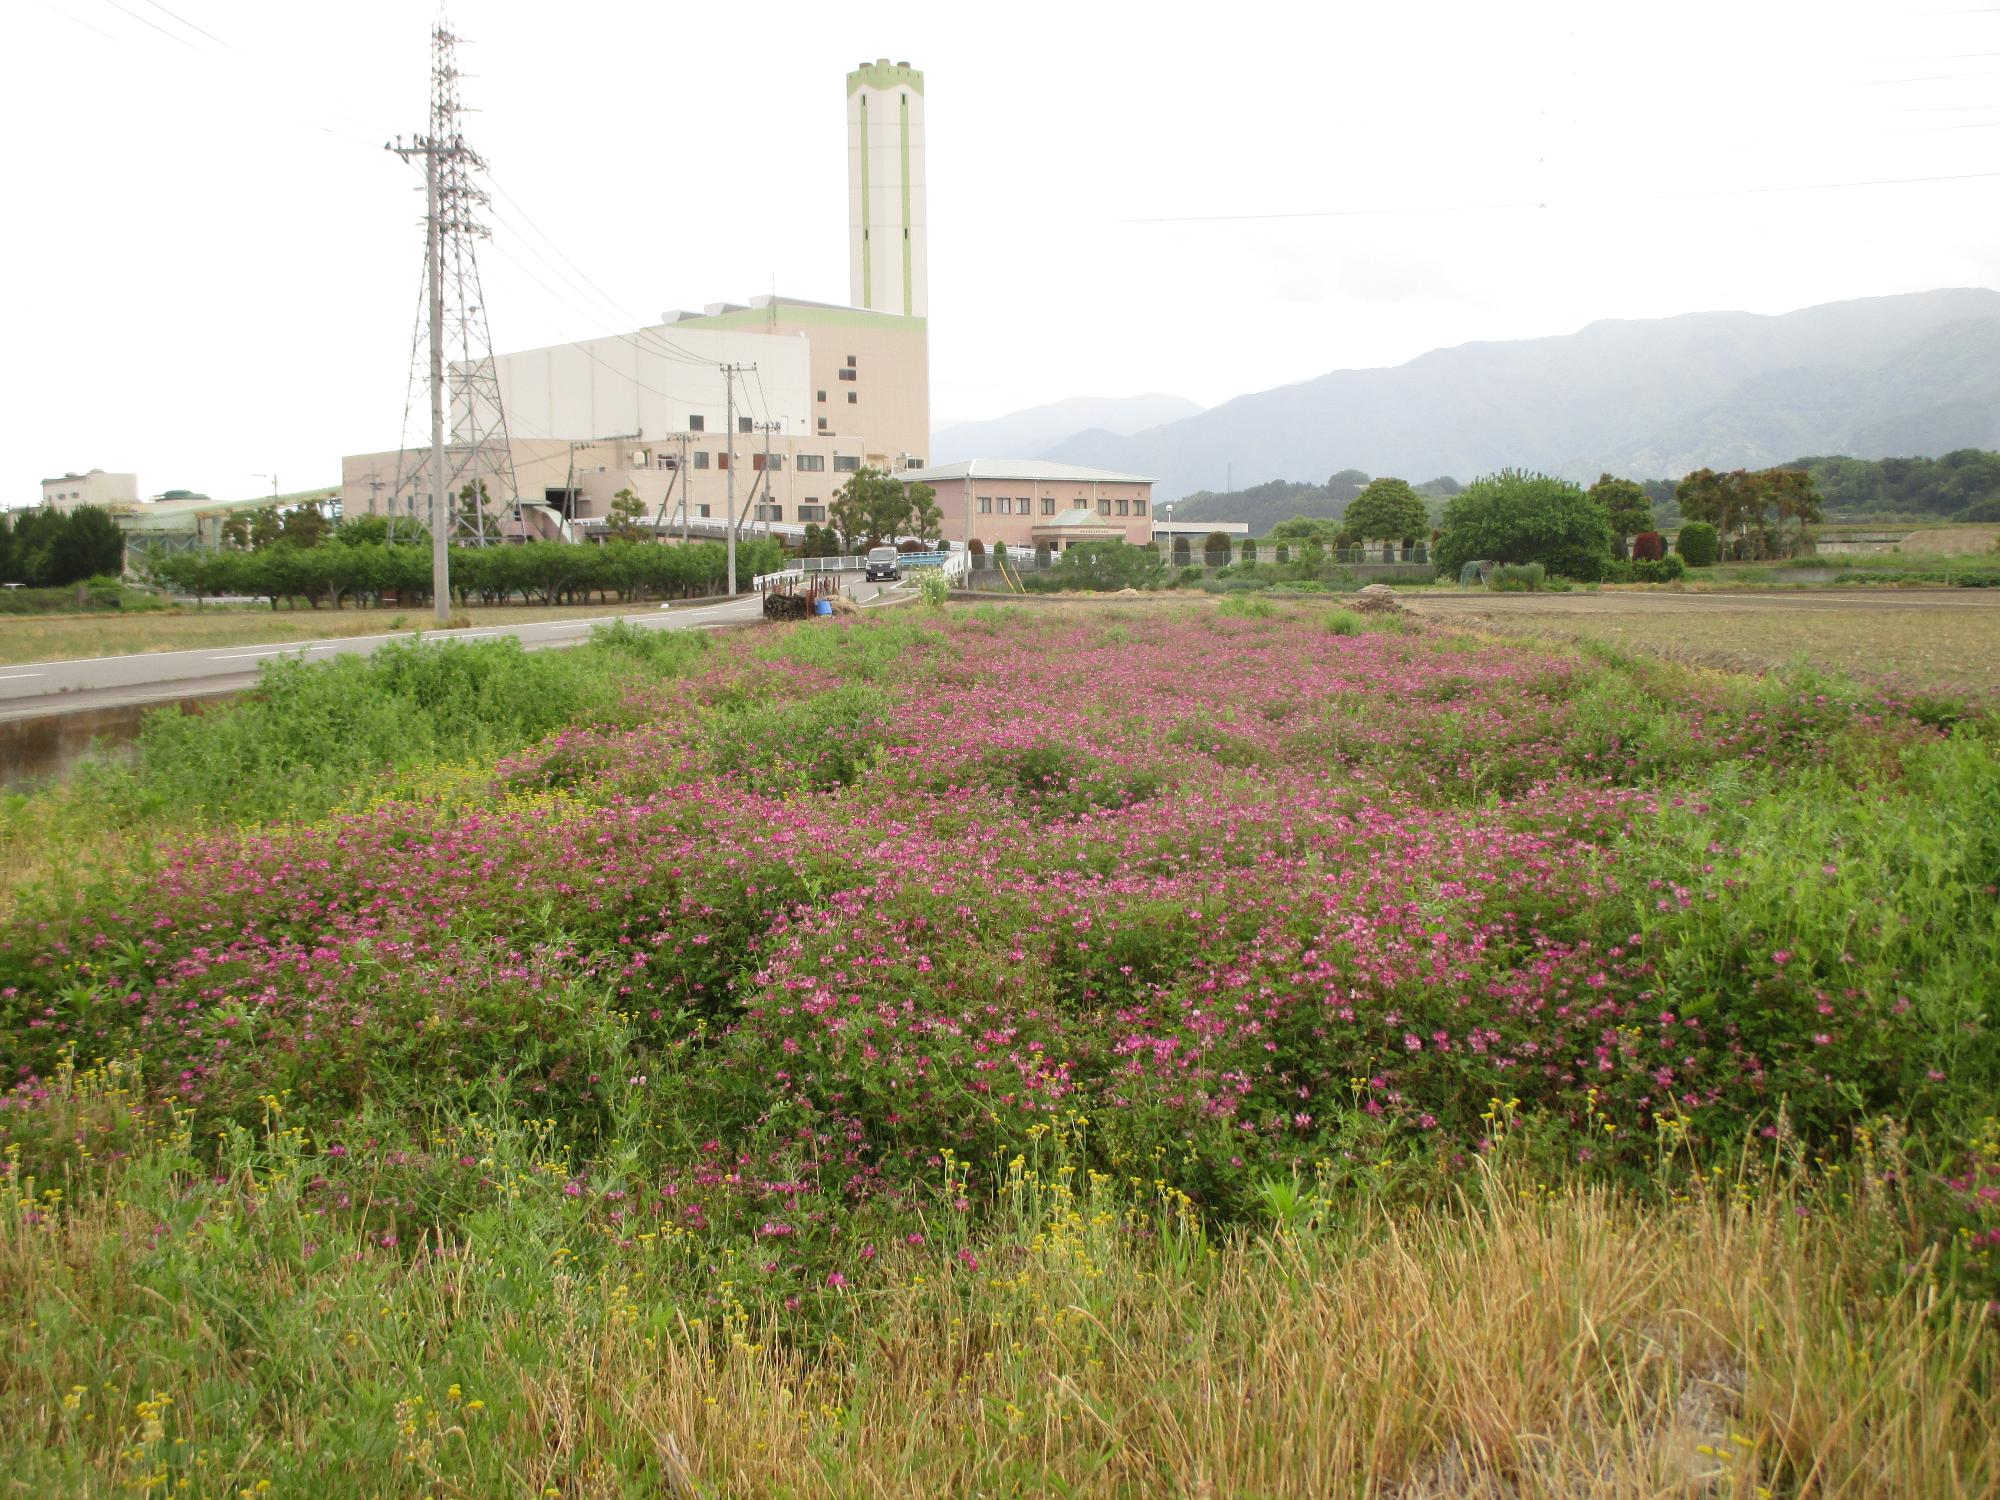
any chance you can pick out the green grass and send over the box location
[1,602,1996,1494]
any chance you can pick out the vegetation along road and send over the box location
[0,579,902,721]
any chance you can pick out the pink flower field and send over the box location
[1,602,1994,1288]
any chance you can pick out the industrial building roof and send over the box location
[899,459,1155,486]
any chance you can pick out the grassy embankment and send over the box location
[1,601,1996,1495]
[0,602,701,668]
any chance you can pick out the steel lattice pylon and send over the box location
[389,21,517,545]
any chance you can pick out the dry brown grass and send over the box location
[1411,593,2000,695]
[4,1151,1991,1498]
[0,601,685,667]
[1896,525,2000,556]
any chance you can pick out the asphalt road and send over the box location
[0,578,906,724]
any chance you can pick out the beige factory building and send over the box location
[340,60,930,543]
[40,469,139,512]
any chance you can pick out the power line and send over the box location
[93,0,209,52]
[134,0,235,51]
[1116,168,2000,224]
[32,0,116,39]
[484,173,718,366]
[1859,68,2000,84]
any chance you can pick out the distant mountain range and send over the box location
[1015,289,2000,502]
[929,393,1202,466]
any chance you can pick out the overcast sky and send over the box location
[5,0,1998,504]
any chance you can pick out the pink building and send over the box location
[899,459,1155,555]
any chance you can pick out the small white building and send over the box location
[40,469,138,512]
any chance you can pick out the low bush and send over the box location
[1677,521,1720,567]
[1488,562,1546,591]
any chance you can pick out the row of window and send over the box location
[976,496,1149,517]
[687,452,858,472]
[750,503,826,523]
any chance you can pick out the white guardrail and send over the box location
[752,550,970,593]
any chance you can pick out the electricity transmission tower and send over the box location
[388,19,516,581]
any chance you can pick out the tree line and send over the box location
[1793,450,2000,521]
[0,506,126,588]
[145,533,785,610]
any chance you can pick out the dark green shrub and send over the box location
[1631,554,1687,583]
[1677,521,1719,567]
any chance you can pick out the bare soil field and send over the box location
[1409,588,2000,695]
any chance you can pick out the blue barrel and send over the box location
[814,599,834,616]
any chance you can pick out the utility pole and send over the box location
[752,420,781,540]
[649,432,693,539]
[720,363,755,595]
[724,366,737,595]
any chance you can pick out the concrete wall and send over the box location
[488,324,813,450]
[40,470,138,511]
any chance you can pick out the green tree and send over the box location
[247,506,285,551]
[1342,477,1428,542]
[47,505,126,585]
[606,488,650,543]
[828,467,937,551]
[1326,469,1371,506]
[1269,515,1342,543]
[336,514,396,546]
[1675,520,1719,567]
[1675,467,1822,559]
[1032,539,1163,592]
[905,483,943,547]
[1588,474,1653,554]
[1433,470,1612,582]
[279,503,332,549]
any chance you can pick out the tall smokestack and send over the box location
[846,58,926,318]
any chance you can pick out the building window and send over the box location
[689,415,705,432]
[798,503,825,523]
[834,455,859,472]
[1041,498,1055,515]
[846,355,857,368]
[817,390,826,402]
[1117,499,1130,516]
[1097,499,1111,516]
[1134,499,1147,516]
[797,453,825,472]
[754,503,783,522]
[693,451,710,469]
[847,391,857,404]
[978,496,992,514]
[738,416,753,434]
[697,503,711,518]
[838,368,857,381]
[716,454,729,471]
[817,417,829,432]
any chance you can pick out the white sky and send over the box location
[4,0,1998,502]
